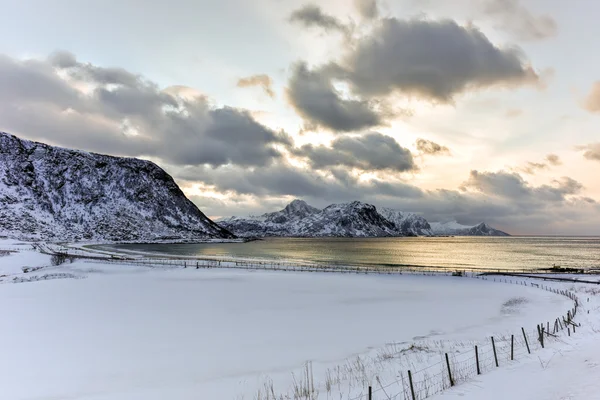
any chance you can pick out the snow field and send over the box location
[432,279,599,400]
[0,243,580,399]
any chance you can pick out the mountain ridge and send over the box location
[429,221,509,236]
[220,199,509,238]
[0,131,234,241]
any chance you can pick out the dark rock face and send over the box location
[0,132,233,241]
[462,223,509,236]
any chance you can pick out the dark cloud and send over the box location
[237,74,275,98]
[294,132,416,172]
[286,18,537,130]
[583,82,600,113]
[464,170,583,202]
[289,4,349,34]
[286,62,383,131]
[174,161,423,203]
[0,54,81,108]
[50,50,140,87]
[181,163,597,235]
[354,0,379,19]
[578,143,600,162]
[0,51,290,168]
[339,18,539,102]
[463,170,531,199]
[415,138,450,155]
[483,0,558,41]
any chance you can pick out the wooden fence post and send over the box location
[445,353,454,387]
[568,327,570,336]
[511,334,514,361]
[368,386,372,400]
[475,345,481,375]
[522,327,530,354]
[540,326,544,348]
[491,337,499,367]
[408,370,416,400]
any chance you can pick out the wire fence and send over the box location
[354,279,580,400]
[23,242,600,277]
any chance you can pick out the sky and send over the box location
[1,0,600,235]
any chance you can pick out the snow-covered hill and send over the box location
[430,221,509,236]
[0,132,233,241]
[219,200,432,237]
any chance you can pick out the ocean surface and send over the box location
[100,236,600,271]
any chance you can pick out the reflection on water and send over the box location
[100,237,600,271]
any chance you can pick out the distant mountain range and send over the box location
[219,199,509,237]
[429,221,509,236]
[0,132,233,241]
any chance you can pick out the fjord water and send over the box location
[107,236,600,271]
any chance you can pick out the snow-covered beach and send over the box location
[0,239,595,399]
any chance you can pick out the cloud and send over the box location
[286,62,383,131]
[578,143,600,162]
[463,170,531,198]
[463,170,583,202]
[354,0,379,19]
[505,108,523,118]
[294,132,416,172]
[289,4,350,35]
[0,51,291,168]
[338,18,539,102]
[583,81,600,113]
[176,161,425,204]
[237,74,275,98]
[286,17,537,130]
[483,0,558,41]
[182,163,597,235]
[521,162,547,175]
[520,154,562,174]
[415,138,450,155]
[545,154,561,166]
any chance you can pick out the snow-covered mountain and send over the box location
[429,221,509,236]
[221,200,509,238]
[0,132,233,241]
[219,200,432,237]
[378,208,433,236]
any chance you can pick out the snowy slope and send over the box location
[430,221,509,236]
[378,207,433,236]
[220,200,433,237]
[0,132,233,241]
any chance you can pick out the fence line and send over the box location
[358,279,580,400]
[16,244,584,400]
